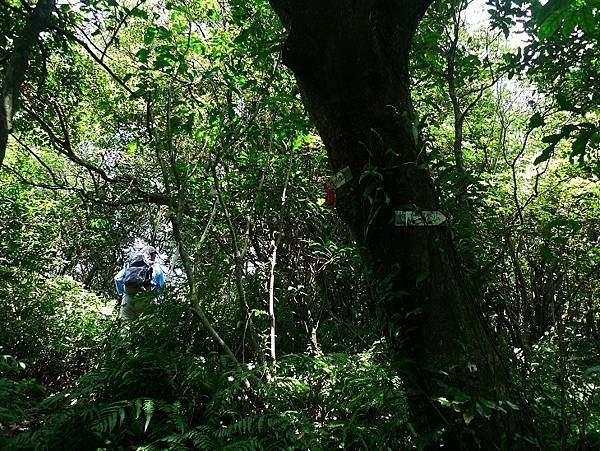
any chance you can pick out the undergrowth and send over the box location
[2,299,411,450]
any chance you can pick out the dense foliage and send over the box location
[1,0,598,449]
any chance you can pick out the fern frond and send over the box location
[143,399,155,432]
[222,436,261,451]
[90,400,129,433]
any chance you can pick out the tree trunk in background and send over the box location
[0,0,55,166]
[268,0,512,443]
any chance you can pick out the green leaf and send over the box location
[539,12,563,39]
[136,48,150,63]
[156,25,173,40]
[154,55,173,69]
[143,399,154,432]
[561,123,578,135]
[571,131,590,157]
[504,400,519,411]
[131,8,149,19]
[583,365,600,377]
[143,27,156,45]
[528,112,545,129]
[435,396,451,407]
[234,28,250,44]
[463,411,475,425]
[445,386,469,403]
[537,0,571,25]
[534,144,555,165]
[476,401,492,419]
[561,10,578,36]
[556,93,577,112]
[579,7,596,34]
[541,133,563,145]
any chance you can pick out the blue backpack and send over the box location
[123,255,153,295]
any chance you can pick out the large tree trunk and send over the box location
[268,0,512,444]
[0,0,55,166]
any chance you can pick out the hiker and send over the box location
[114,245,165,321]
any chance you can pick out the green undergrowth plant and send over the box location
[7,299,232,450]
[8,309,411,450]
[0,356,46,447]
[0,275,113,388]
[159,346,411,450]
[522,327,600,449]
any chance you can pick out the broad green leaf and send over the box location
[572,131,590,157]
[528,112,545,129]
[130,8,149,20]
[504,400,519,411]
[541,134,563,145]
[537,0,571,25]
[435,397,451,407]
[534,144,555,165]
[583,365,600,377]
[463,411,475,425]
[561,10,577,36]
[136,48,150,62]
[579,7,596,34]
[556,94,580,113]
[539,12,562,39]
[144,27,156,45]
[561,124,578,135]
[476,401,492,418]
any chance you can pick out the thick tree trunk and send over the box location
[268,0,512,444]
[0,0,55,166]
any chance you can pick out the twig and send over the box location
[268,149,294,361]
[211,162,265,366]
[100,0,148,62]
[50,24,134,95]
[170,212,242,370]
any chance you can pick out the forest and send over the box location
[0,0,598,449]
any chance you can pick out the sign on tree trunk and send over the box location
[394,210,448,226]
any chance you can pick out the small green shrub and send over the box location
[0,276,113,387]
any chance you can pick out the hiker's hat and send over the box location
[141,245,157,255]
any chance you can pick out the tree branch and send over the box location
[268,152,293,361]
[211,162,265,366]
[170,206,242,370]
[100,0,148,62]
[50,24,134,95]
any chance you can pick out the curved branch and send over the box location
[170,210,242,370]
[100,0,148,62]
[212,162,265,366]
[49,24,134,95]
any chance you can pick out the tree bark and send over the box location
[268,0,511,444]
[0,0,55,167]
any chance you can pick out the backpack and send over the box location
[123,254,153,295]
